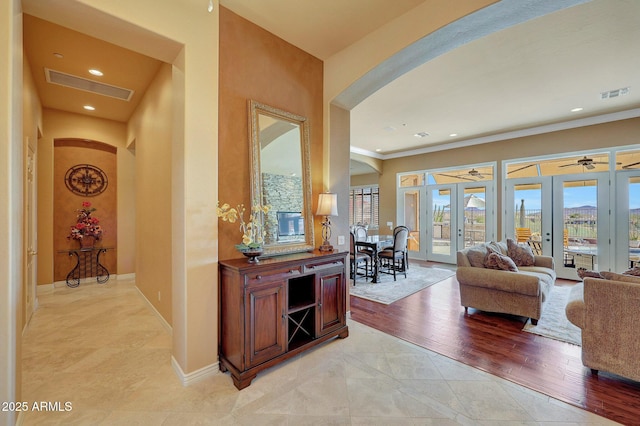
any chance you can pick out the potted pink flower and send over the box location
[68,201,103,248]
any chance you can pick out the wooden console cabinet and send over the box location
[218,250,349,389]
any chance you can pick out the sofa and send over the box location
[456,240,556,324]
[565,272,640,381]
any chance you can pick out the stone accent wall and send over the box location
[262,173,304,244]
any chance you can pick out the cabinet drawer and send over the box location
[304,259,345,273]
[246,266,303,286]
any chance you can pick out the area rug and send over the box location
[522,284,581,346]
[349,265,455,305]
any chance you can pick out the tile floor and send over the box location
[21,278,618,425]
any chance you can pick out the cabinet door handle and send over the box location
[255,275,262,280]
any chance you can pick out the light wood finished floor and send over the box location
[350,260,640,426]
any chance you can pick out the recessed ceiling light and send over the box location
[571,107,583,112]
[375,148,382,152]
[83,105,95,111]
[414,132,429,138]
[449,133,458,137]
[53,53,63,59]
[89,69,103,76]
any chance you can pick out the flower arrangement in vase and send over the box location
[217,201,270,262]
[67,201,103,248]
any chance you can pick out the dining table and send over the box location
[354,234,394,283]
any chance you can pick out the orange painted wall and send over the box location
[218,6,324,260]
[53,140,117,282]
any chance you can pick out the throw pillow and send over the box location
[485,252,518,272]
[466,247,488,268]
[506,238,535,266]
[487,241,507,255]
[623,266,640,276]
[576,267,603,280]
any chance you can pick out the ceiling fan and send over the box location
[622,160,640,170]
[438,168,492,181]
[558,156,608,170]
[507,163,537,175]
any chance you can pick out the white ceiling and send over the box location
[349,0,640,159]
[21,0,640,167]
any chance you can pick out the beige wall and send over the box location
[128,62,173,323]
[351,173,379,187]
[1,0,22,422]
[218,6,324,260]
[379,117,640,235]
[37,109,133,284]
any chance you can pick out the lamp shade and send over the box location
[316,193,338,216]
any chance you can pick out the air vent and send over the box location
[600,87,630,100]
[45,68,134,101]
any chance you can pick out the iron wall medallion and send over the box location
[64,164,108,196]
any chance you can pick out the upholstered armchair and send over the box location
[565,273,640,381]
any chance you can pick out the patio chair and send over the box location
[564,229,575,267]
[515,227,532,243]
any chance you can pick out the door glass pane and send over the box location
[513,183,542,253]
[404,191,419,251]
[431,189,451,256]
[629,177,640,268]
[563,180,597,269]
[464,188,486,247]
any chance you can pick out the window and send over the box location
[349,186,379,228]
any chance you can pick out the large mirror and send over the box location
[249,100,314,255]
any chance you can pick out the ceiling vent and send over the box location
[45,68,134,101]
[600,87,630,100]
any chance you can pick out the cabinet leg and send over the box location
[338,328,349,339]
[232,373,256,390]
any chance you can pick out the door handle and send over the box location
[28,250,37,256]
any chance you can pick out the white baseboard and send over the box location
[171,356,220,386]
[37,273,136,294]
[134,285,172,334]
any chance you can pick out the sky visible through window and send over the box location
[516,184,640,210]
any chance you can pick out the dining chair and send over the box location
[350,231,369,285]
[379,226,409,281]
[388,225,410,270]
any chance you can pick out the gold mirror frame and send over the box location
[249,100,314,255]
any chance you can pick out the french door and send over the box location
[505,173,610,279]
[426,182,494,264]
[427,184,456,263]
[505,177,552,254]
[615,171,640,272]
[398,187,427,260]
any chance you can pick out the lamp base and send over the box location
[319,241,334,252]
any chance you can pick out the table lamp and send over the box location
[316,193,338,252]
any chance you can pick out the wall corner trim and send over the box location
[171,356,220,386]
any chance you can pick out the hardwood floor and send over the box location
[349,260,640,426]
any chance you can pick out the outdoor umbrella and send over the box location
[464,194,485,245]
